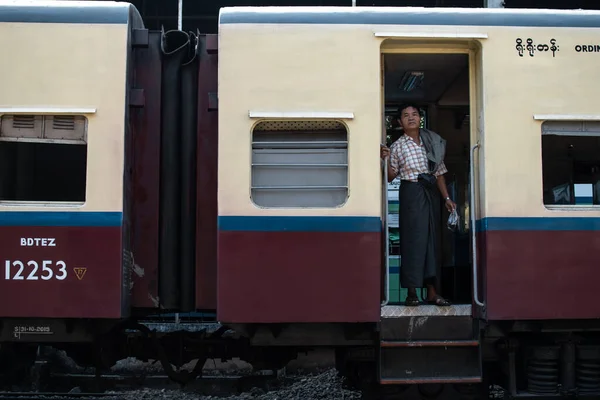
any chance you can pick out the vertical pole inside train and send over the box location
[178,0,183,30]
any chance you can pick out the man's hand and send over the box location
[381,144,390,160]
[445,198,457,212]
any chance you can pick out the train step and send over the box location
[378,339,482,385]
[378,305,481,384]
[380,305,474,341]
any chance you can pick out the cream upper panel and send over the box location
[219,17,600,219]
[480,26,600,218]
[218,24,383,217]
[218,22,491,218]
[0,23,128,213]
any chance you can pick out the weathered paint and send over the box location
[130,31,162,309]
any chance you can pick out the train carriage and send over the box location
[0,1,144,323]
[2,1,600,399]
[217,6,600,395]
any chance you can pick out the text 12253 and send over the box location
[5,260,67,281]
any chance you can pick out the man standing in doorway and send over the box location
[380,104,456,307]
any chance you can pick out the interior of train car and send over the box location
[382,52,472,306]
[542,127,600,206]
[0,115,88,204]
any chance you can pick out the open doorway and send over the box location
[382,52,472,306]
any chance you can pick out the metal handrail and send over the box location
[381,155,390,306]
[470,143,485,308]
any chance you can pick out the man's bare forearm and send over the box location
[436,175,450,199]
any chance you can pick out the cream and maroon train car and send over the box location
[217,8,384,324]
[3,2,600,397]
[0,1,143,325]
[218,6,600,395]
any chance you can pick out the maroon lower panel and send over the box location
[0,226,123,318]
[485,230,600,320]
[217,231,381,323]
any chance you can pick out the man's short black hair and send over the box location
[397,103,422,119]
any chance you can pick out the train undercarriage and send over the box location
[3,313,600,399]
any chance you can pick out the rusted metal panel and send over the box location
[130,31,162,309]
[195,33,219,310]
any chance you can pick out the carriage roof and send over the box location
[0,0,138,25]
[219,6,600,29]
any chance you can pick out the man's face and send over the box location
[398,107,420,130]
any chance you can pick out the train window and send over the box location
[0,114,87,204]
[541,121,600,207]
[251,120,348,208]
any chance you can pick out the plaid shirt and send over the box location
[389,134,448,182]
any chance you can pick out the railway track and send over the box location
[46,371,286,394]
[0,367,370,400]
[0,393,119,400]
[0,370,295,400]
[1,369,511,400]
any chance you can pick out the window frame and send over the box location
[541,120,600,211]
[249,119,350,209]
[0,114,89,207]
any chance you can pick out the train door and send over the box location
[377,38,485,387]
[380,39,484,313]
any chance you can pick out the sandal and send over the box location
[405,295,420,307]
[426,295,451,307]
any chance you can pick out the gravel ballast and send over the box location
[116,369,362,400]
